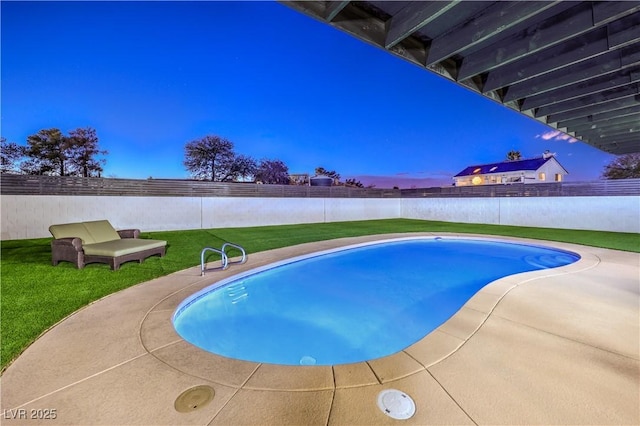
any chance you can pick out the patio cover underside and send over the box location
[281,1,640,155]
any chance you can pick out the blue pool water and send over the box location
[173,238,579,366]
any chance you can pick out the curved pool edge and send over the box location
[140,232,601,391]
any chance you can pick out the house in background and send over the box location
[453,152,568,186]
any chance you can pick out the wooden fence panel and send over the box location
[1,175,638,198]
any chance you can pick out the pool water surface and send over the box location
[173,238,579,366]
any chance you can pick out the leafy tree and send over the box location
[602,153,640,179]
[183,135,235,181]
[1,137,25,173]
[21,127,107,176]
[23,128,69,175]
[506,150,522,161]
[68,127,107,177]
[256,159,290,184]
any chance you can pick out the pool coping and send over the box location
[1,232,638,425]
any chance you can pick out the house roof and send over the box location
[454,156,567,178]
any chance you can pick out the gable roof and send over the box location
[454,156,567,178]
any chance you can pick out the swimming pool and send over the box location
[173,237,579,366]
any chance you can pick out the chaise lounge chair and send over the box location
[49,220,167,270]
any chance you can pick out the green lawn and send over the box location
[1,219,638,371]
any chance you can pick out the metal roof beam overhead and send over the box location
[576,133,639,149]
[559,105,640,130]
[425,1,562,66]
[521,66,640,111]
[546,95,640,124]
[581,137,639,152]
[457,2,604,82]
[503,45,640,102]
[578,134,640,150]
[481,6,640,92]
[594,138,639,151]
[571,114,640,134]
[577,128,640,144]
[384,1,459,49]
[484,27,611,93]
[325,2,387,48]
[324,1,350,22]
[535,84,640,118]
[575,124,640,143]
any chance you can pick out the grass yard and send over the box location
[2,218,638,371]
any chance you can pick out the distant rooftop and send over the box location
[454,156,563,178]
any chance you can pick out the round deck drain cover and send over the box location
[174,385,215,413]
[377,389,416,420]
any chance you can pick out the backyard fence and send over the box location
[1,175,638,198]
[401,179,640,197]
[0,175,400,198]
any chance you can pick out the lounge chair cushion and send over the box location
[83,220,121,243]
[49,223,96,244]
[83,239,167,257]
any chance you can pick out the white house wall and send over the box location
[1,195,638,240]
[536,159,566,182]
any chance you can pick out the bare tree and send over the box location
[229,154,258,182]
[1,137,25,173]
[602,153,640,179]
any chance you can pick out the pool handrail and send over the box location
[221,242,247,265]
[200,247,228,276]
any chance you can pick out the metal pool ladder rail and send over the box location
[221,242,247,266]
[200,243,247,276]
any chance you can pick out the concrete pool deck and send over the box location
[1,232,639,425]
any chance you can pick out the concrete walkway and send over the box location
[1,233,639,425]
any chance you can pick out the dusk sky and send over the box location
[2,1,617,188]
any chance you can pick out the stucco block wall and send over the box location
[0,195,202,240]
[401,198,501,224]
[201,197,327,229]
[324,198,401,223]
[401,196,640,233]
[2,194,638,240]
[0,195,402,240]
[498,196,640,232]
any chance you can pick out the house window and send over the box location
[472,176,482,185]
[538,172,546,181]
[555,174,562,182]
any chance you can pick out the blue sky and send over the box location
[1,1,616,187]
